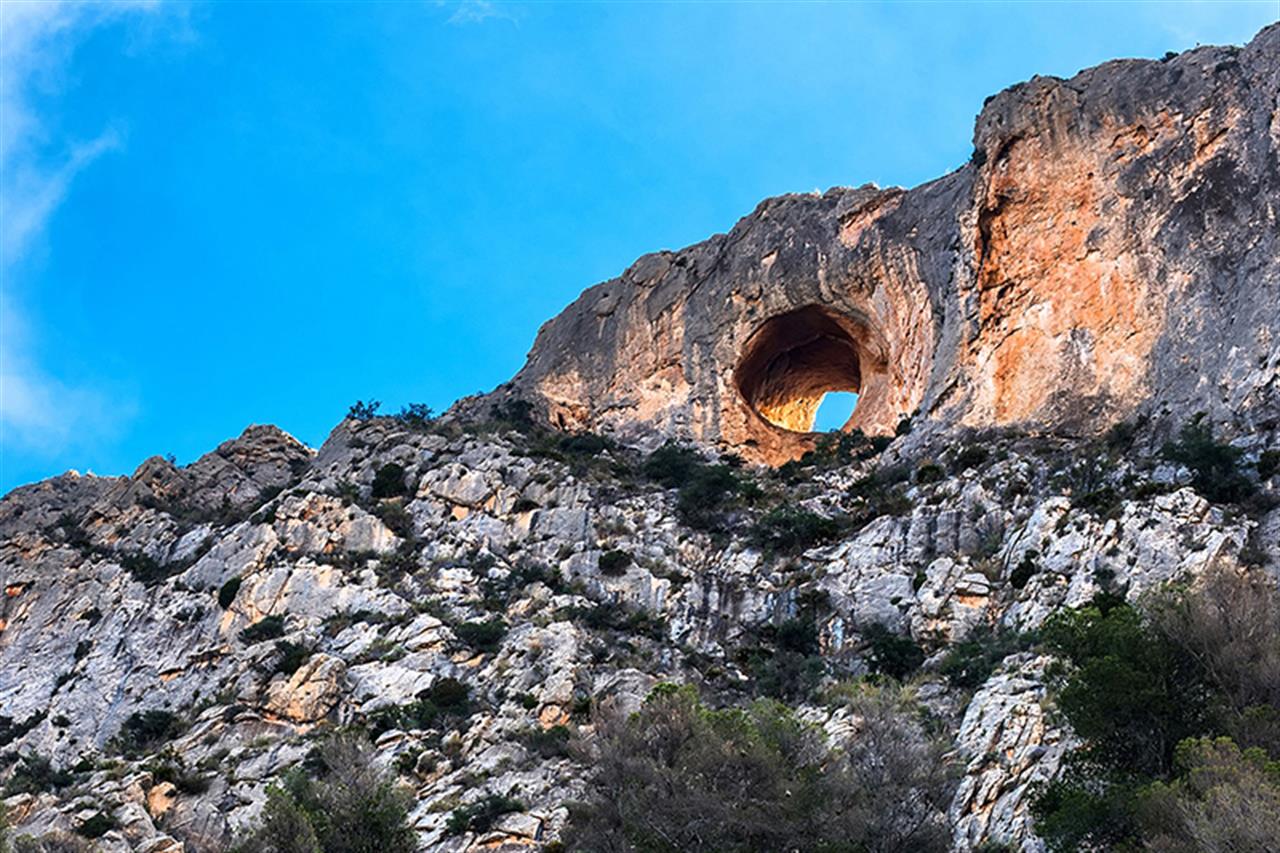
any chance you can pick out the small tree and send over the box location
[347,400,381,421]
[233,733,415,853]
[1136,737,1280,853]
[1161,417,1254,504]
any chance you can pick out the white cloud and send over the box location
[445,1,518,27]
[0,1,161,466]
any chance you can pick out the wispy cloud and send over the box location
[444,1,519,27]
[0,1,162,469]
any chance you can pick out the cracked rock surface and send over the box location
[3,413,1277,851]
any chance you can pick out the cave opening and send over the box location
[734,306,864,433]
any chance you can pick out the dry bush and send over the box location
[1150,564,1280,751]
[563,682,954,853]
[823,684,958,851]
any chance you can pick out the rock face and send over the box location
[3,413,1277,851]
[467,24,1280,464]
[2,25,1279,853]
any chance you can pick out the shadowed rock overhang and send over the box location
[461,23,1280,464]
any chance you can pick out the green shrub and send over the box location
[951,445,989,473]
[240,615,286,644]
[863,623,925,680]
[347,400,381,421]
[1162,417,1254,504]
[1135,736,1280,851]
[373,501,414,539]
[1032,771,1142,853]
[368,679,471,738]
[430,677,470,709]
[642,444,760,530]
[1041,597,1212,777]
[778,431,881,480]
[371,463,409,500]
[676,464,752,530]
[3,754,74,795]
[218,576,243,609]
[519,724,573,758]
[915,461,945,484]
[274,641,313,677]
[113,710,185,758]
[737,645,825,702]
[453,618,507,653]
[147,755,210,794]
[1031,593,1225,851]
[446,793,525,835]
[642,443,704,487]
[748,507,841,555]
[569,601,667,641]
[558,433,609,456]
[1258,450,1280,481]
[120,551,179,586]
[598,549,632,576]
[733,619,826,701]
[233,733,415,853]
[0,711,46,748]
[939,626,1031,689]
[489,398,537,433]
[75,812,117,839]
[845,468,913,529]
[395,403,434,428]
[1009,550,1039,589]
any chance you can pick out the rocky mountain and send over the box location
[2,23,1278,853]
[467,22,1279,465]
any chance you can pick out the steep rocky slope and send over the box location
[2,414,1277,851]
[3,22,1279,853]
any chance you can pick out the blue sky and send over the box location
[1,1,1275,492]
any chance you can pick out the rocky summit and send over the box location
[2,24,1279,853]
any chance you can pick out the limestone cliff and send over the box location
[470,23,1280,464]
[1,24,1279,853]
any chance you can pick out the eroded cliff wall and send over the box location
[472,24,1280,463]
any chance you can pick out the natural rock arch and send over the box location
[735,306,868,434]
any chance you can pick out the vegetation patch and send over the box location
[76,811,119,839]
[367,678,471,739]
[863,623,925,680]
[371,463,409,500]
[563,682,955,852]
[748,506,842,556]
[1162,416,1255,505]
[112,710,186,758]
[4,753,75,795]
[446,793,525,836]
[233,733,416,853]
[1031,568,1280,851]
[240,615,286,644]
[218,576,243,609]
[598,549,632,576]
[452,618,507,653]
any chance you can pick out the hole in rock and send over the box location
[813,391,859,432]
[735,306,864,433]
